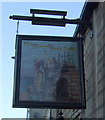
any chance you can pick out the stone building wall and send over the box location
[83,2,105,118]
[66,2,105,119]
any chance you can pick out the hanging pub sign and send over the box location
[13,35,86,109]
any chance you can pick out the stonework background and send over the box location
[63,2,105,119]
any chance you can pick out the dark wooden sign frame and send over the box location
[13,35,86,109]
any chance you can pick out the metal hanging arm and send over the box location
[9,15,91,25]
[9,9,92,28]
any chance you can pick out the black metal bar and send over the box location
[9,15,66,26]
[65,18,91,26]
[9,15,33,21]
[32,17,66,26]
[9,15,91,27]
[50,109,52,120]
[30,9,67,16]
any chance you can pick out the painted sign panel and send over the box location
[13,35,85,109]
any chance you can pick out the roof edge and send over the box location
[73,2,99,37]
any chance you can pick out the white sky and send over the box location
[1,1,85,119]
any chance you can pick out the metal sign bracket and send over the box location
[9,9,92,29]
